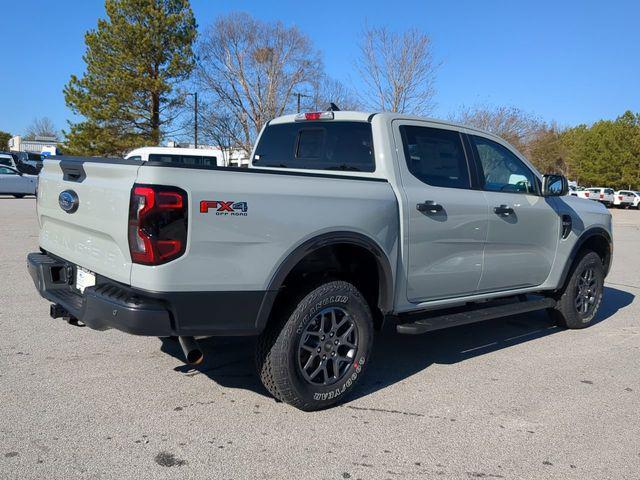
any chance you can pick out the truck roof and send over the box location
[269,110,506,142]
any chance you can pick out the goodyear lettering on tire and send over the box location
[313,356,366,401]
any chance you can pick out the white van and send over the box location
[125,147,225,168]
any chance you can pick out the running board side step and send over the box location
[396,297,556,335]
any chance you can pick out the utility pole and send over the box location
[294,92,312,113]
[194,92,198,148]
[187,92,198,148]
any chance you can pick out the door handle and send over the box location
[417,200,443,214]
[494,204,514,216]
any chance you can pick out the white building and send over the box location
[8,135,59,156]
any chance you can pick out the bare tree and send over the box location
[198,106,244,166]
[311,77,362,112]
[195,12,322,155]
[523,123,570,175]
[450,105,543,150]
[25,117,58,140]
[357,25,438,114]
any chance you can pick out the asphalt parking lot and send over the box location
[1,197,638,480]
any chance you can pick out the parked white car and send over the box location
[587,187,615,207]
[613,190,636,208]
[0,166,37,198]
[0,152,18,169]
[626,191,640,209]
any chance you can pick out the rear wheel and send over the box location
[549,251,604,329]
[256,280,373,411]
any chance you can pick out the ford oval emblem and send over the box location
[58,190,79,214]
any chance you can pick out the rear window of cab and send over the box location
[253,121,375,172]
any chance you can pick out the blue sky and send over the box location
[2,0,639,136]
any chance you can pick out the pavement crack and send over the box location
[344,405,425,417]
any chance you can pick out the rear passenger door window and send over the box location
[399,126,470,189]
[470,135,537,195]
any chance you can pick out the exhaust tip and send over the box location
[178,336,204,365]
[185,349,204,365]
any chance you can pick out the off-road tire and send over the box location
[257,280,373,411]
[256,314,286,401]
[549,251,604,329]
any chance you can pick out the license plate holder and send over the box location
[75,267,96,293]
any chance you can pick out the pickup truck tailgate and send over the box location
[37,158,142,284]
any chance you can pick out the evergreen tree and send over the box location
[64,0,196,156]
[0,131,11,150]
[563,112,640,189]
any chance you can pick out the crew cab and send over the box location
[27,111,612,410]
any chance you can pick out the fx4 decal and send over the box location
[200,200,248,216]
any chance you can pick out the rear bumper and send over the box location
[27,252,275,336]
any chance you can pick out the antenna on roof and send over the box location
[328,103,341,112]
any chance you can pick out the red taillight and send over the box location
[157,191,184,209]
[584,192,589,197]
[600,193,604,199]
[618,196,623,201]
[128,184,188,265]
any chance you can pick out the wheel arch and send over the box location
[254,231,395,331]
[557,227,612,289]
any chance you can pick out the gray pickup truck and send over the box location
[28,110,612,410]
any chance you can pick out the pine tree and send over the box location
[0,131,11,150]
[64,0,196,156]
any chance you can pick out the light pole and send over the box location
[186,92,198,148]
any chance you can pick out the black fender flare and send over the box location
[557,227,612,289]
[254,231,395,331]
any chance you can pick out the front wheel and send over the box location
[256,280,374,411]
[549,251,604,329]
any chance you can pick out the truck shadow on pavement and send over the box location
[159,286,634,402]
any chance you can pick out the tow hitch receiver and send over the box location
[50,303,69,319]
[50,303,85,327]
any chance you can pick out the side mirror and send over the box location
[542,174,568,197]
